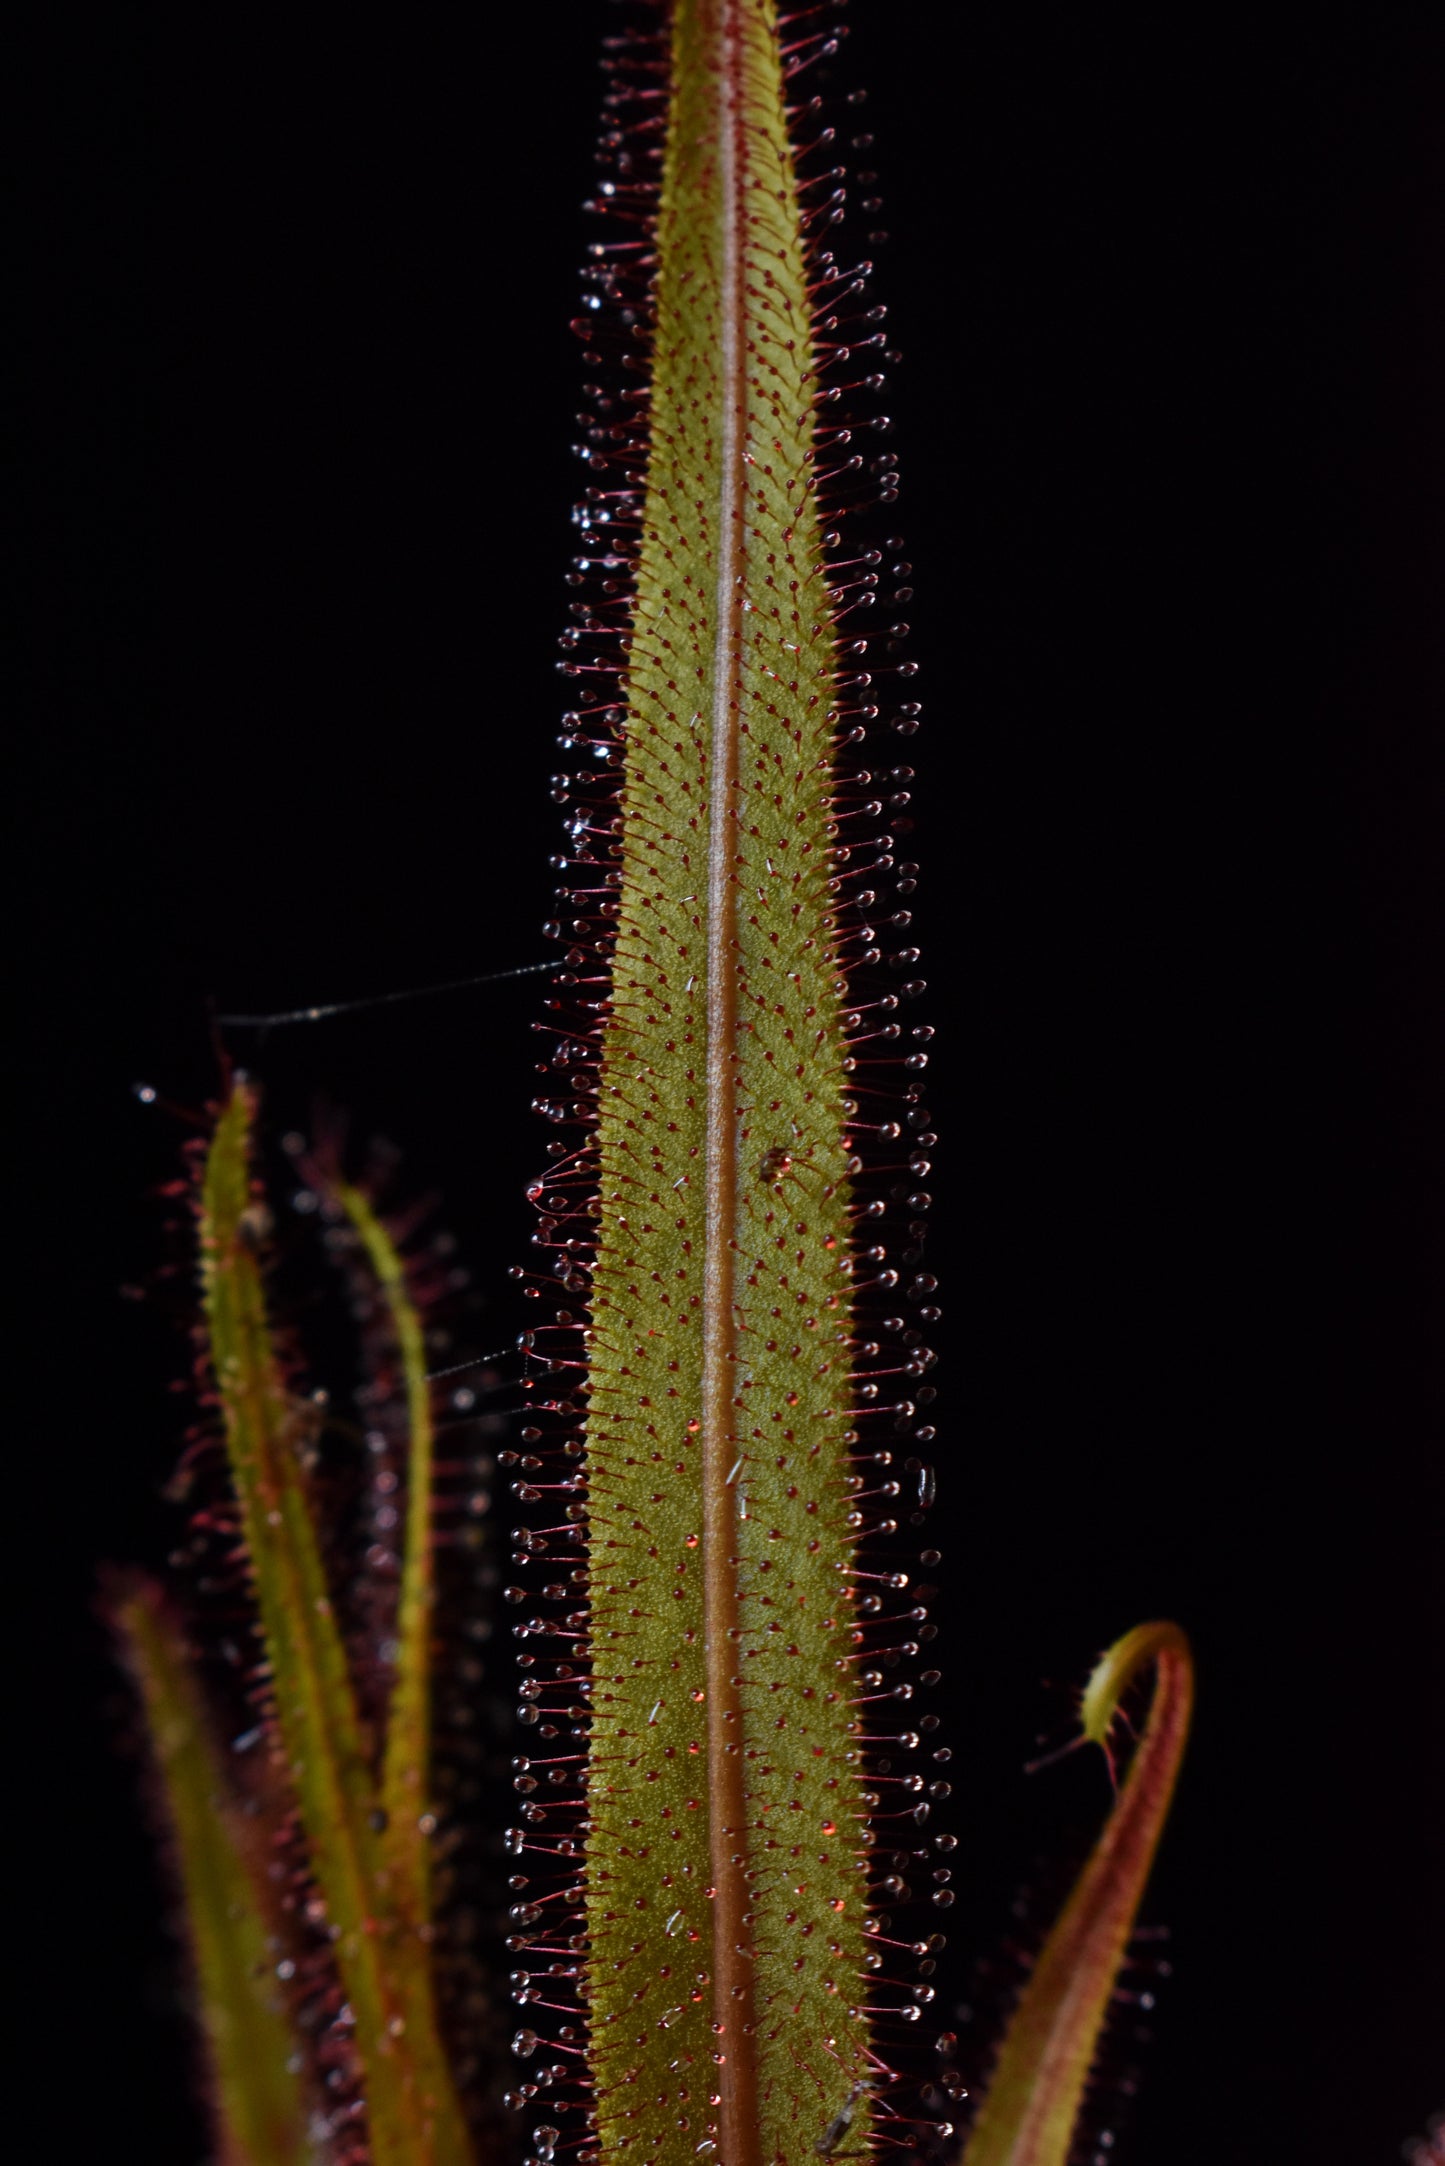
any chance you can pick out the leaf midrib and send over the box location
[698,6,762,2161]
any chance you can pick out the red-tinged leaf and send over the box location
[963,1622,1195,2166]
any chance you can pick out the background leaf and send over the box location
[113,1576,314,2166]
[200,1087,470,2165]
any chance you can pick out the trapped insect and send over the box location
[813,2080,869,2159]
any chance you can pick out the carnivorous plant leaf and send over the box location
[961,1623,1195,2166]
[329,1172,441,1930]
[114,1577,312,2166]
[566,3,903,2161]
[201,1086,470,2165]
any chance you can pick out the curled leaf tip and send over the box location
[963,1622,1194,2166]
[1080,1617,1192,1778]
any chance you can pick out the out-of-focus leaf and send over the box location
[114,1576,312,2166]
[200,1085,469,2165]
[963,1622,1194,2166]
[330,1175,437,1925]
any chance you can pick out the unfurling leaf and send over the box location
[963,1623,1195,2166]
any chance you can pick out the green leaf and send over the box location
[579,5,874,2161]
[113,1576,312,2166]
[962,1622,1195,2166]
[200,1083,470,2166]
[328,1173,439,1929]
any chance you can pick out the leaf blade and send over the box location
[330,1174,438,1925]
[201,1086,470,2165]
[114,1577,313,2166]
[581,5,871,2161]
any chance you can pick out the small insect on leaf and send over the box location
[814,2078,869,2158]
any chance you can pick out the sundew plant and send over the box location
[114,6,1194,2164]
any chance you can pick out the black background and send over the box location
[15,3,1442,2160]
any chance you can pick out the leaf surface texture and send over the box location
[581,6,870,2162]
